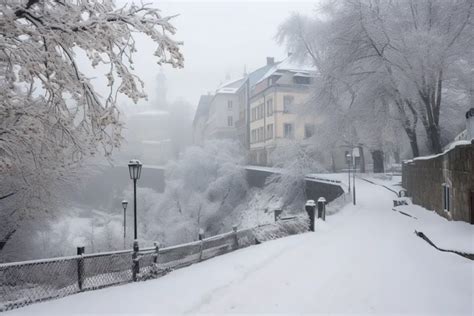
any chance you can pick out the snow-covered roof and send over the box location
[256,56,317,84]
[216,77,246,94]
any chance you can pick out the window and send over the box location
[305,124,315,138]
[251,129,256,143]
[259,127,264,141]
[284,123,294,138]
[227,116,233,127]
[266,124,274,139]
[294,76,311,85]
[258,104,264,119]
[251,108,256,121]
[283,95,294,113]
[266,99,273,116]
[227,100,233,110]
[443,184,451,212]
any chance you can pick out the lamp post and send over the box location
[121,200,128,248]
[352,149,356,205]
[346,153,351,193]
[128,159,143,240]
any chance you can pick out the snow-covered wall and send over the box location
[402,142,474,223]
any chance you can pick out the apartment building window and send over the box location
[227,100,233,110]
[259,126,264,141]
[266,99,273,116]
[442,183,451,212]
[305,124,315,138]
[258,103,264,119]
[283,95,294,113]
[251,108,256,121]
[284,123,294,138]
[266,124,273,139]
[251,129,256,143]
[227,116,233,127]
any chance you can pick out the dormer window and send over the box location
[294,76,311,84]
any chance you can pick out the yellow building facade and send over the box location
[249,61,316,165]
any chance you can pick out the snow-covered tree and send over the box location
[139,140,247,245]
[267,139,325,210]
[278,0,473,156]
[0,0,183,253]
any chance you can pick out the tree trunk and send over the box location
[371,150,385,173]
[393,149,400,164]
[404,127,420,157]
[358,145,365,173]
[425,124,443,154]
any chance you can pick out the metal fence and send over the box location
[0,217,308,312]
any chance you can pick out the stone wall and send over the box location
[245,167,344,204]
[402,142,474,223]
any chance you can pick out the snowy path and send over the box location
[7,179,473,315]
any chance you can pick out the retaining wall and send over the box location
[402,142,474,223]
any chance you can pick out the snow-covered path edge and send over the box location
[6,178,473,315]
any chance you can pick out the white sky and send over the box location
[116,1,318,110]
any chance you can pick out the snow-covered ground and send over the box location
[7,178,473,315]
[396,203,474,254]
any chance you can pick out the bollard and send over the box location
[274,209,283,222]
[132,240,140,281]
[76,246,85,291]
[317,197,327,221]
[305,200,316,231]
[232,225,239,250]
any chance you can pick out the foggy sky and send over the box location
[116,1,318,111]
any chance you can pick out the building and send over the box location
[204,78,245,140]
[248,56,317,165]
[192,95,213,146]
[234,59,277,149]
[193,58,281,149]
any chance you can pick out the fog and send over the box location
[1,1,473,312]
[114,0,317,108]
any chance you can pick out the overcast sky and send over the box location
[117,1,318,111]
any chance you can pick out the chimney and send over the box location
[466,108,474,140]
[266,57,275,66]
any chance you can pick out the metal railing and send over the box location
[0,217,308,312]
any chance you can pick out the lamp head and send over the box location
[128,159,143,180]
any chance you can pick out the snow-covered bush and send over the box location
[266,139,325,212]
[137,140,248,246]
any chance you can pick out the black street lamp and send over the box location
[345,153,351,193]
[128,159,143,240]
[352,153,356,205]
[121,200,128,248]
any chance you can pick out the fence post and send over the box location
[198,229,204,261]
[232,225,239,250]
[76,246,85,291]
[132,240,140,281]
[305,200,316,231]
[153,242,160,264]
[317,197,327,221]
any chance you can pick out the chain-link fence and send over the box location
[0,217,309,312]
